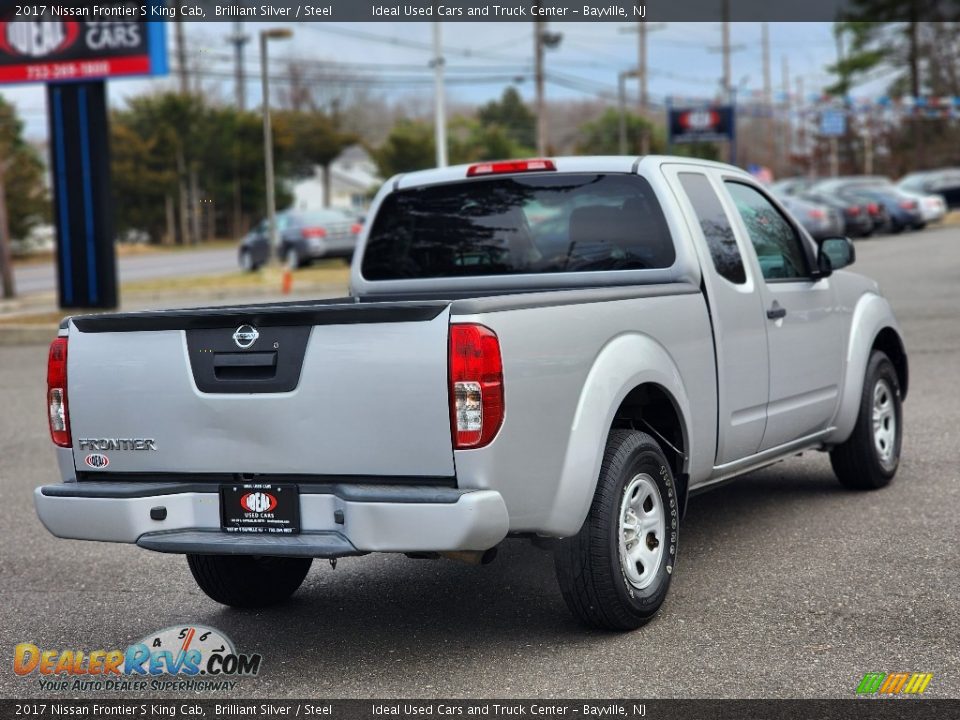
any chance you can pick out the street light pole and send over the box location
[432,22,448,167]
[260,28,292,265]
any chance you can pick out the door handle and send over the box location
[766,301,787,320]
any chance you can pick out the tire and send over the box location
[830,350,903,490]
[239,249,258,273]
[285,247,302,269]
[187,554,312,608]
[554,430,679,631]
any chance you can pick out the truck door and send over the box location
[664,166,769,465]
[722,180,845,451]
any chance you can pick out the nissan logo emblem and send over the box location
[232,324,259,349]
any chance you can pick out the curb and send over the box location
[0,324,57,347]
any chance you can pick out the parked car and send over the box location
[896,188,947,224]
[842,187,924,232]
[238,208,363,272]
[769,177,817,197]
[898,168,960,210]
[37,156,907,631]
[812,179,925,233]
[775,193,845,240]
[801,193,874,238]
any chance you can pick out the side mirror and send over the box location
[819,236,856,272]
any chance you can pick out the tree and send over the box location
[371,119,435,178]
[827,8,960,169]
[0,96,49,240]
[574,109,662,155]
[477,87,536,150]
[274,110,357,207]
[111,92,294,244]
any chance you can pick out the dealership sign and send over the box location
[0,9,167,84]
[668,105,736,144]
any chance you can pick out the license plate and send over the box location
[220,483,300,535]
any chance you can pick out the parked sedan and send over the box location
[802,192,874,238]
[776,194,845,240]
[896,189,947,224]
[899,168,960,210]
[238,209,363,272]
[838,187,924,233]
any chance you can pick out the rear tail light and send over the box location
[448,324,504,449]
[867,203,880,215]
[350,223,363,235]
[466,159,556,177]
[845,206,860,216]
[900,200,918,210]
[47,337,71,448]
[301,227,326,239]
[808,209,826,220]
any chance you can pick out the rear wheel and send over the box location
[285,247,301,269]
[239,249,258,273]
[830,350,902,490]
[554,430,679,631]
[187,554,312,608]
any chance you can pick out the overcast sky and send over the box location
[1,21,858,140]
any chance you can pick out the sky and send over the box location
[0,21,853,141]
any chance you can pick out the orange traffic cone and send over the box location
[281,268,293,295]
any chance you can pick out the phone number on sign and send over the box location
[24,61,111,81]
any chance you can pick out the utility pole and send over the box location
[781,55,791,174]
[175,20,188,94]
[762,23,773,171]
[432,22,448,168]
[534,19,547,155]
[721,0,731,98]
[618,68,640,155]
[708,4,743,103]
[0,161,14,300]
[637,22,648,153]
[228,21,249,111]
[620,21,664,154]
[796,76,806,174]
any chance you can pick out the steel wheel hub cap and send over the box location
[872,378,897,470]
[618,473,665,590]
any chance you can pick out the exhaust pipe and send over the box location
[440,547,498,565]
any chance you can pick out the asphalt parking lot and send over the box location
[1,225,958,699]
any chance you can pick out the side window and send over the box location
[724,181,810,281]
[678,173,746,284]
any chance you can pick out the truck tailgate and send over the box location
[65,301,455,478]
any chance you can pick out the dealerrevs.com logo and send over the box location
[14,625,262,693]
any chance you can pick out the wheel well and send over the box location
[873,328,908,399]
[611,384,688,515]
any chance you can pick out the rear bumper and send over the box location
[35,483,509,557]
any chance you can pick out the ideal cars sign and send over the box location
[668,105,736,144]
[0,5,167,84]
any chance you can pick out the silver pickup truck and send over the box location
[36,156,907,630]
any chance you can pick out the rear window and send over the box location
[361,173,675,280]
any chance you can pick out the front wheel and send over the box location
[830,350,903,490]
[187,554,312,608]
[554,430,679,631]
[285,247,302,270]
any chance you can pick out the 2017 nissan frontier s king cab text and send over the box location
[36,156,908,630]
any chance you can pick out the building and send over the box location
[289,145,381,212]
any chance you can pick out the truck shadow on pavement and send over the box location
[182,459,859,688]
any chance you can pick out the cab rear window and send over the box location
[361,173,675,280]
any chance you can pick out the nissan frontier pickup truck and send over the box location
[36,156,907,630]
